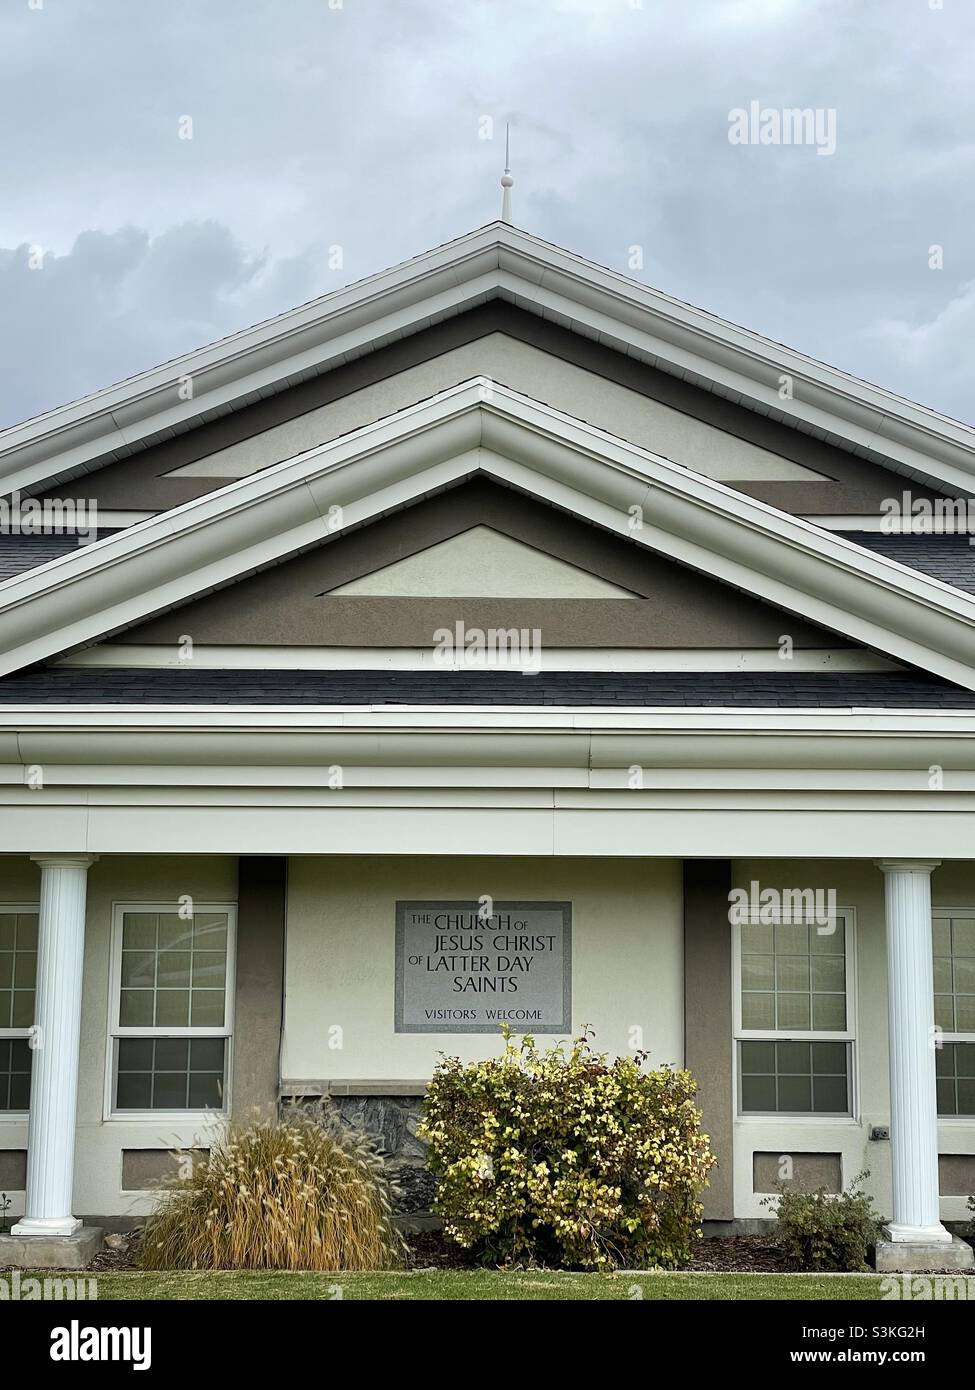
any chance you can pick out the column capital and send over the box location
[30,854,99,870]
[874,859,940,875]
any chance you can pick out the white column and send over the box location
[11,854,97,1238]
[876,859,950,1243]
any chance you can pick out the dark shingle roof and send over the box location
[0,667,973,708]
[0,534,103,581]
[844,532,975,594]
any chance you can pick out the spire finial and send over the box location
[500,122,513,223]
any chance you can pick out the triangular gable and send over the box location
[2,223,975,505]
[0,380,974,688]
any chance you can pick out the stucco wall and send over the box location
[281,855,684,1082]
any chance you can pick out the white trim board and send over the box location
[1,380,974,687]
[2,223,975,502]
[56,645,902,673]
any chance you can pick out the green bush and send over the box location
[764,1170,884,1272]
[138,1104,405,1271]
[417,1026,716,1270]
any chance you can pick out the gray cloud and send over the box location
[0,0,972,426]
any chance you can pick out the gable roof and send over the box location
[3,222,975,504]
[1,378,975,691]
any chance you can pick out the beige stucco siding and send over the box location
[281,855,683,1083]
[170,335,821,484]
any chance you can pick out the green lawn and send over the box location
[87,1269,887,1300]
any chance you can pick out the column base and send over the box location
[0,1225,102,1270]
[876,1233,974,1273]
[885,1220,952,1244]
[11,1214,82,1237]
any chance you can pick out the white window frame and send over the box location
[105,901,237,1123]
[932,907,975,1123]
[733,906,858,1121]
[0,903,39,1123]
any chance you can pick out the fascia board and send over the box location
[1,379,975,684]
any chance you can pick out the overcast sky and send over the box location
[0,0,972,429]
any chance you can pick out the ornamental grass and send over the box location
[137,1104,405,1272]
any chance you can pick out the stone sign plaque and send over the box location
[395,900,572,1034]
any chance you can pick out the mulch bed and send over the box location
[85,1228,793,1273]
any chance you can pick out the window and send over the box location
[0,908,38,1114]
[933,912,975,1117]
[735,911,854,1115]
[109,905,235,1115]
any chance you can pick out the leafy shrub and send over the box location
[764,1170,884,1272]
[417,1026,715,1270]
[138,1104,405,1271]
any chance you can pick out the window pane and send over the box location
[777,1074,812,1112]
[934,957,953,993]
[0,991,11,1028]
[153,1072,189,1109]
[956,1043,975,1078]
[188,1071,224,1109]
[155,990,190,1027]
[740,921,774,954]
[934,994,955,1031]
[775,956,810,991]
[811,919,844,953]
[122,914,157,951]
[190,1037,225,1070]
[813,1073,848,1113]
[811,955,845,991]
[0,953,11,989]
[937,1077,956,1114]
[0,916,14,950]
[776,1040,811,1073]
[157,914,193,950]
[154,1038,189,1071]
[120,951,156,989]
[190,990,225,1028]
[957,1080,975,1116]
[192,915,228,950]
[741,955,774,990]
[956,997,975,1032]
[119,990,154,1027]
[740,1074,777,1112]
[11,990,34,1028]
[116,1070,152,1110]
[740,1040,775,1072]
[953,958,975,993]
[774,921,808,955]
[191,951,226,987]
[952,919,975,957]
[156,951,191,988]
[776,992,810,1029]
[117,1037,154,1070]
[812,993,846,1030]
[15,914,37,948]
[741,992,775,1029]
[933,918,951,956]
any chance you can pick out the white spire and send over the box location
[500,122,513,223]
